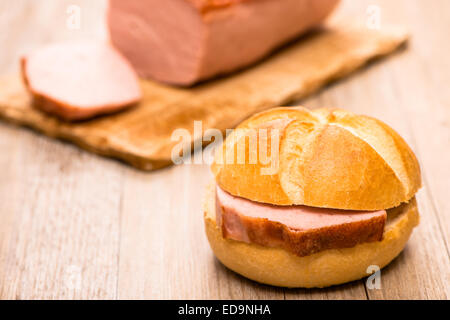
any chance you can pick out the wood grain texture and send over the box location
[0,0,448,300]
[0,24,407,170]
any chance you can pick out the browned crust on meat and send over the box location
[21,57,139,122]
[216,191,386,257]
[187,0,249,13]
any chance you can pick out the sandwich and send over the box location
[204,107,421,288]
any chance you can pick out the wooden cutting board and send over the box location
[0,24,408,171]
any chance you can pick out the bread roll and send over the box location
[212,107,421,210]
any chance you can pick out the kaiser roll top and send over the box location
[212,107,421,210]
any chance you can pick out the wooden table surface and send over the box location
[0,0,449,300]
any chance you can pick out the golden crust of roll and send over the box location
[204,183,420,288]
[212,107,421,210]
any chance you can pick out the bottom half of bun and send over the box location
[204,183,420,288]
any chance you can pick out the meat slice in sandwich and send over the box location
[108,0,340,85]
[204,107,421,288]
[22,42,142,121]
